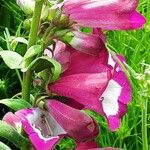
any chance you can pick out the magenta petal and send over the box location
[69,11,145,30]
[70,31,104,56]
[76,141,99,150]
[48,72,110,113]
[100,71,131,131]
[107,116,120,132]
[108,54,126,72]
[2,112,21,130]
[93,28,106,43]
[113,71,131,104]
[29,133,62,150]
[46,100,99,142]
[62,51,109,76]
[16,108,66,150]
[64,0,138,14]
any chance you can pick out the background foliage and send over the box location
[0,0,149,149]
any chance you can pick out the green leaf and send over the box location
[0,121,29,148]
[0,141,12,150]
[23,45,42,60]
[0,99,32,111]
[11,37,28,45]
[22,56,62,82]
[0,51,23,69]
[10,37,28,51]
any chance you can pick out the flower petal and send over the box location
[64,0,138,14]
[100,71,131,131]
[62,50,109,76]
[68,11,146,30]
[69,31,104,56]
[48,71,111,113]
[16,108,66,150]
[46,100,99,142]
[2,112,21,131]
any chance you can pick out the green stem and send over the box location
[142,98,148,150]
[22,0,44,101]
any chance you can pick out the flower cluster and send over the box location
[2,0,146,149]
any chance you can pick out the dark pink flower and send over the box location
[63,0,146,30]
[44,40,72,72]
[15,108,66,150]
[46,100,99,142]
[69,31,104,56]
[48,48,131,131]
[2,112,22,131]
[3,99,99,149]
[48,70,111,115]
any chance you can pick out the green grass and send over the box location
[0,0,149,150]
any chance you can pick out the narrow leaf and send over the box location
[11,37,28,45]
[0,121,29,148]
[0,51,23,69]
[0,99,32,111]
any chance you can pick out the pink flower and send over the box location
[47,48,131,131]
[68,31,104,56]
[46,100,99,142]
[48,70,111,115]
[63,0,146,30]
[44,40,72,72]
[3,100,98,150]
[2,112,22,132]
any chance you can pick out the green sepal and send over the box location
[0,121,29,148]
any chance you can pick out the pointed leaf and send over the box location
[0,121,29,148]
[22,56,61,82]
[0,99,32,111]
[11,37,28,46]
[0,141,12,150]
[23,45,42,60]
[0,51,23,69]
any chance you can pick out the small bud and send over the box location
[23,19,32,30]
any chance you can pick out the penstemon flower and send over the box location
[47,29,131,131]
[1,0,146,149]
[63,0,146,30]
[3,100,98,150]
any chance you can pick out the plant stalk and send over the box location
[142,98,148,150]
[22,0,44,101]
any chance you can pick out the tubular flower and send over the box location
[3,100,99,150]
[46,100,99,142]
[15,108,66,150]
[48,46,131,131]
[68,31,104,56]
[63,0,146,30]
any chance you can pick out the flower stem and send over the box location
[142,98,148,150]
[22,0,44,101]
